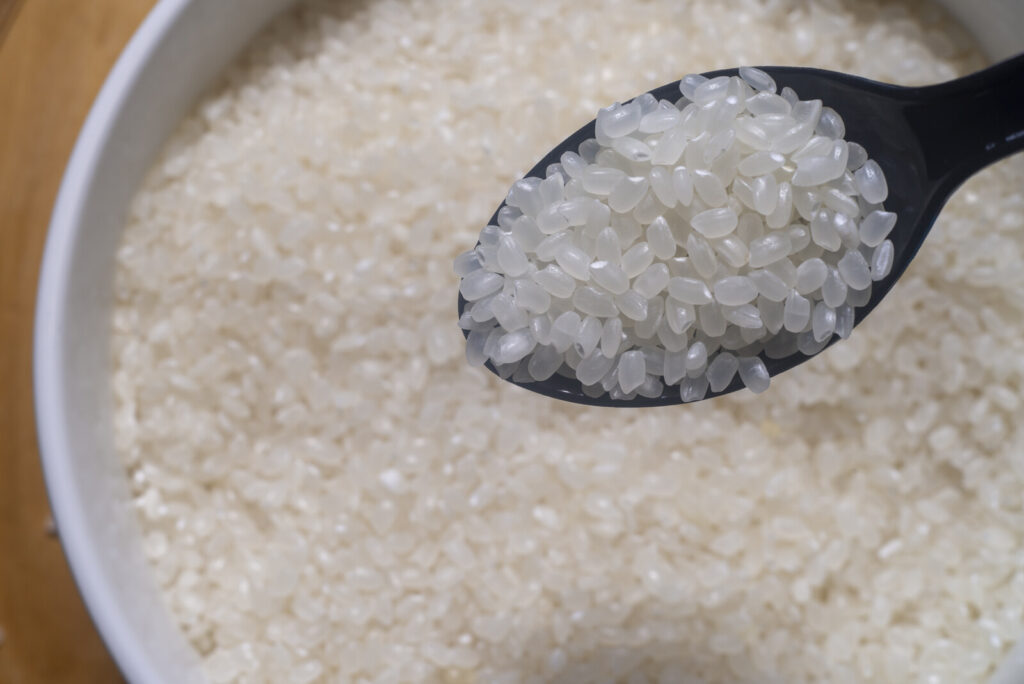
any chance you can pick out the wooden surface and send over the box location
[0,1,156,682]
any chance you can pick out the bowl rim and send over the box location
[33,1,192,682]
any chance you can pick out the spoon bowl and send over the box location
[460,56,1024,406]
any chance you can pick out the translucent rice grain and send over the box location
[609,176,649,213]
[693,76,731,104]
[663,350,688,385]
[596,101,642,139]
[465,329,489,366]
[738,151,786,177]
[636,375,664,399]
[787,225,811,253]
[713,276,758,306]
[634,263,671,299]
[847,284,872,307]
[535,232,571,262]
[679,374,709,402]
[617,351,647,393]
[698,301,728,337]
[822,188,859,217]
[745,92,790,117]
[646,217,678,260]
[649,167,677,207]
[797,329,830,356]
[811,302,837,342]
[748,269,789,302]
[575,316,603,357]
[621,242,655,279]
[651,127,688,166]
[751,174,779,215]
[748,232,792,268]
[639,101,682,133]
[810,210,842,251]
[795,258,828,294]
[734,119,772,151]
[724,304,762,329]
[527,344,562,381]
[497,235,530,277]
[470,294,497,323]
[791,99,823,127]
[759,296,785,334]
[494,329,536,364]
[835,304,855,339]
[712,235,753,266]
[507,178,544,217]
[693,170,728,207]
[678,73,708,100]
[582,165,626,195]
[685,340,708,375]
[589,261,630,295]
[792,155,840,187]
[576,350,616,386]
[833,212,860,249]
[771,122,815,155]
[530,315,552,345]
[739,67,777,93]
[665,300,696,335]
[859,210,897,247]
[871,240,895,281]
[738,356,770,393]
[601,317,623,358]
[691,207,738,239]
[615,291,649,321]
[815,107,846,139]
[514,279,551,314]
[454,250,483,277]
[854,160,889,204]
[573,286,618,318]
[846,142,868,170]
[672,166,695,205]
[822,267,848,308]
[784,291,811,333]
[578,137,601,163]
[539,174,565,207]
[765,258,798,288]
[595,227,622,263]
[555,245,592,281]
[490,293,529,331]
[837,250,872,290]
[767,182,794,229]
[668,277,712,305]
[460,270,504,301]
[549,311,582,352]
[533,265,576,299]
[706,352,739,392]
[560,151,586,179]
[511,216,544,252]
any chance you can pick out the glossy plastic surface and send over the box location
[459,54,1024,407]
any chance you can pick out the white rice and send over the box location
[458,68,900,402]
[112,0,1024,682]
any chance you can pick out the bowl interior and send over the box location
[34,1,1024,682]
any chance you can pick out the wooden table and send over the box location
[0,1,156,681]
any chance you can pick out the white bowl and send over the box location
[33,1,1024,682]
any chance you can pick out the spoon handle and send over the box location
[908,52,1024,192]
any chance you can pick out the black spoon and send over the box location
[458,54,1024,407]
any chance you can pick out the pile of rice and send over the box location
[457,69,897,401]
[112,0,1024,681]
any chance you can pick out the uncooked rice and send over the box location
[456,69,894,400]
[112,0,1024,682]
